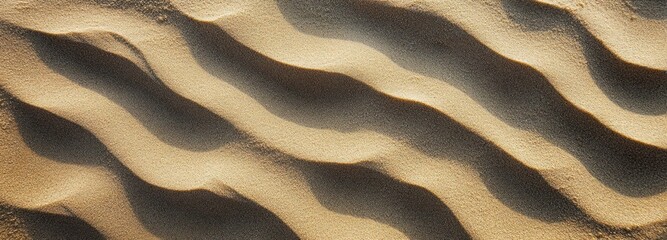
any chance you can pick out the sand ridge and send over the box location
[0,0,666,239]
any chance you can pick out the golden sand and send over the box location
[0,0,666,239]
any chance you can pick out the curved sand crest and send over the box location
[0,0,666,239]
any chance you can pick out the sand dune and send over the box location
[0,0,666,239]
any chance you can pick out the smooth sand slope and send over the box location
[0,0,666,239]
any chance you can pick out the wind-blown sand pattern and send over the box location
[0,0,666,239]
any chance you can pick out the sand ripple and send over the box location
[0,0,666,239]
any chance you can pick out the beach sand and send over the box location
[0,0,666,239]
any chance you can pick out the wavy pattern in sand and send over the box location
[0,0,666,239]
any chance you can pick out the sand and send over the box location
[0,0,666,239]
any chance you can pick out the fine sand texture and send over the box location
[1,0,666,239]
